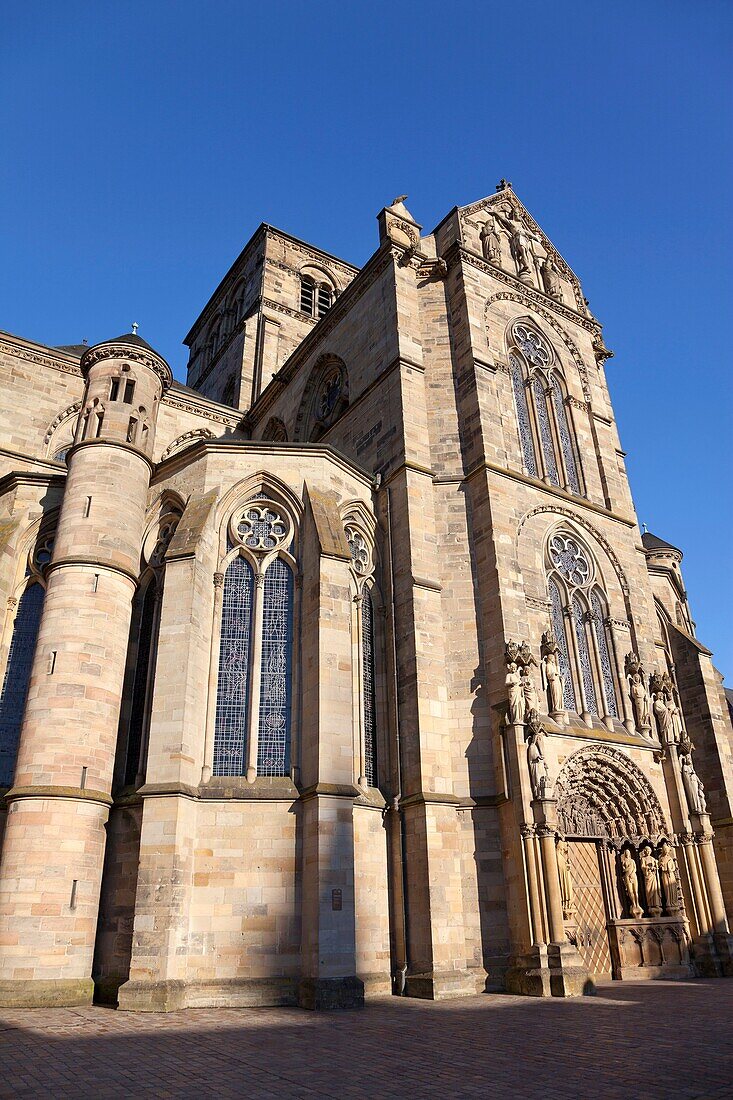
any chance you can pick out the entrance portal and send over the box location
[567,841,612,979]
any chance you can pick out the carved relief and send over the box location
[555,745,667,842]
[503,640,538,725]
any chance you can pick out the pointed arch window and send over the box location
[121,513,179,785]
[508,322,584,496]
[545,531,620,723]
[0,581,44,786]
[346,523,378,788]
[212,498,296,779]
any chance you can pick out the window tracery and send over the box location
[507,321,584,496]
[212,495,296,779]
[545,529,620,722]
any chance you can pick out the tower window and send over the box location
[123,380,136,404]
[300,276,315,315]
[109,378,120,401]
[317,285,333,318]
[300,274,334,319]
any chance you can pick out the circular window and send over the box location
[548,533,591,587]
[513,323,552,368]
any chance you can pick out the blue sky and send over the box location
[2,1,731,674]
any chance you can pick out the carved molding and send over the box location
[555,744,668,842]
[44,402,81,445]
[517,504,631,597]
[81,344,173,391]
[160,428,215,461]
[0,341,83,378]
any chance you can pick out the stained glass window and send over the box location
[549,534,590,586]
[532,376,559,486]
[213,555,254,776]
[510,354,538,477]
[513,324,552,368]
[591,588,618,718]
[124,580,158,785]
[362,588,377,786]
[551,375,581,495]
[347,527,370,575]
[257,558,293,777]
[0,582,44,786]
[548,577,575,710]
[572,594,598,715]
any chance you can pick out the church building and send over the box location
[0,184,731,1010]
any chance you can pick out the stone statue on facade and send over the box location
[480,216,502,265]
[639,844,662,916]
[541,631,566,720]
[680,750,707,814]
[506,661,525,725]
[650,671,672,743]
[491,203,541,281]
[556,839,575,919]
[521,665,540,718]
[625,653,651,732]
[667,686,685,745]
[658,840,680,914]
[526,713,549,800]
[620,848,643,919]
[541,256,562,300]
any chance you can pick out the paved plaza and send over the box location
[0,980,731,1099]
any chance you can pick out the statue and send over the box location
[490,203,541,281]
[556,839,575,919]
[526,715,549,800]
[506,661,525,725]
[650,672,672,743]
[620,849,643,919]
[625,653,651,731]
[541,631,566,718]
[658,840,680,914]
[521,665,539,718]
[540,256,562,300]
[639,844,662,916]
[680,751,707,814]
[666,687,685,745]
[480,216,501,265]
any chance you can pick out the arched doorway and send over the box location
[554,746,690,980]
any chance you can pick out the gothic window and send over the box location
[508,321,584,496]
[300,275,315,316]
[262,417,288,442]
[346,522,378,787]
[545,530,620,722]
[212,498,296,779]
[510,354,538,478]
[121,513,179,785]
[213,554,255,776]
[0,581,44,786]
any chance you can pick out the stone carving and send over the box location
[620,848,643,919]
[541,257,563,301]
[503,640,537,725]
[640,844,662,916]
[556,839,575,919]
[525,714,549,799]
[480,216,502,265]
[541,630,566,719]
[505,661,524,724]
[491,203,541,283]
[650,671,673,743]
[658,840,680,914]
[625,653,651,732]
[592,332,614,366]
[555,744,667,843]
[680,750,707,815]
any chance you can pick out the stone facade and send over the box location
[0,185,731,1010]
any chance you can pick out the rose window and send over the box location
[513,323,552,368]
[237,504,289,552]
[346,527,370,575]
[549,534,591,586]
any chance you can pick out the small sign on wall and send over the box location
[331,889,343,911]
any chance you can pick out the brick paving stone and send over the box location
[0,980,731,1099]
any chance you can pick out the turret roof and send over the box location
[642,531,682,555]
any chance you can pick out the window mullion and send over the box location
[353,590,366,786]
[545,382,567,491]
[587,608,612,727]
[245,570,266,782]
[564,601,590,723]
[525,374,546,480]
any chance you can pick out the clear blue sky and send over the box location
[2,1,732,674]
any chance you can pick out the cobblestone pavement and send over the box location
[0,980,731,1099]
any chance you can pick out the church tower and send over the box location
[0,333,171,1007]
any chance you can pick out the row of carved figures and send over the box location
[505,637,708,817]
[556,838,681,923]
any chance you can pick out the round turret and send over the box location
[74,333,172,458]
